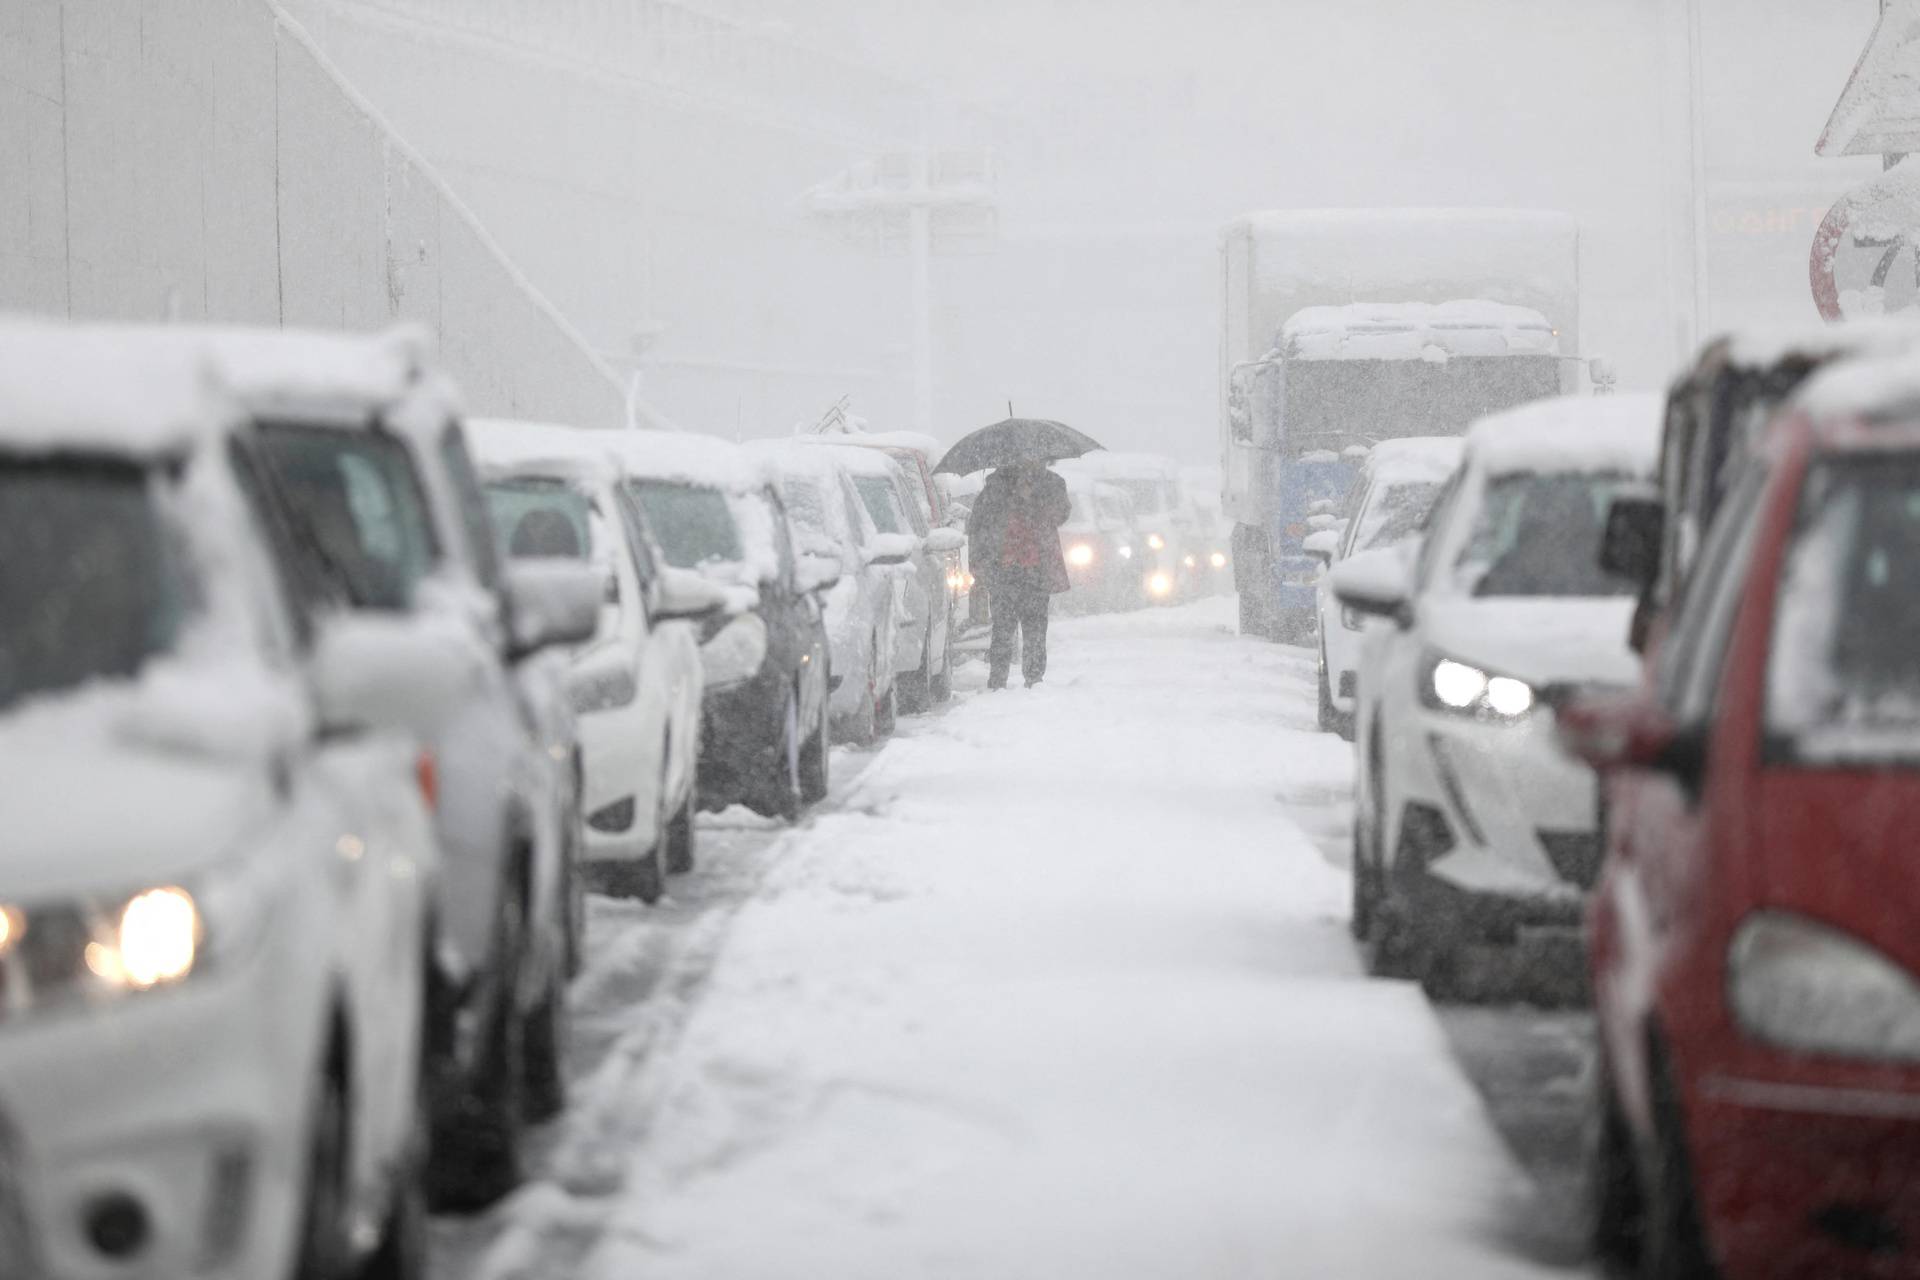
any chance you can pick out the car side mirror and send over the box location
[1554,692,1705,792]
[864,532,918,567]
[796,552,843,595]
[1329,546,1414,628]
[504,560,603,661]
[311,613,480,738]
[924,527,966,554]
[1600,496,1664,588]
[654,566,730,621]
[1302,529,1342,565]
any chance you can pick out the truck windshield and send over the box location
[1284,356,1560,452]
[0,458,192,711]
[1766,455,1920,764]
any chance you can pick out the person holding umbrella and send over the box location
[937,418,1102,690]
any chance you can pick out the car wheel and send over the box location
[847,640,882,746]
[1362,737,1417,981]
[756,690,803,821]
[522,949,569,1124]
[665,775,697,874]
[432,877,528,1210]
[1590,1057,1645,1268]
[800,693,831,803]
[1349,819,1376,942]
[874,683,897,737]
[1642,1052,1717,1279]
[931,620,954,704]
[563,823,587,980]
[1316,645,1337,732]
[897,640,932,714]
[354,1066,429,1280]
[293,1065,350,1280]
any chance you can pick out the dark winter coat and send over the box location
[967,466,1072,595]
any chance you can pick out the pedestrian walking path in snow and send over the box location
[561,599,1566,1279]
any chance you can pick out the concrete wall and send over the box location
[0,0,630,428]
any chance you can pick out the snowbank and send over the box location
[1467,393,1662,478]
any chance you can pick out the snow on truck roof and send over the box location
[1280,302,1557,362]
[1467,393,1662,478]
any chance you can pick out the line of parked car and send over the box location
[1305,318,1920,1278]
[0,319,970,1280]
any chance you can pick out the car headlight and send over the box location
[1146,533,1165,551]
[1066,543,1096,568]
[1418,652,1535,721]
[1118,545,1134,560]
[1182,554,1197,569]
[570,661,638,714]
[1731,913,1920,1061]
[1146,571,1173,597]
[1209,551,1227,569]
[0,866,274,1017]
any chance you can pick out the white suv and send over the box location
[1334,394,1661,994]
[0,326,456,1279]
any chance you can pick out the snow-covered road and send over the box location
[450,598,1584,1279]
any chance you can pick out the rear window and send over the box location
[1453,473,1643,599]
[1767,455,1920,763]
[256,425,439,611]
[0,459,193,710]
[627,479,744,569]
[486,478,593,560]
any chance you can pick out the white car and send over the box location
[211,330,598,1206]
[1334,394,1661,993]
[467,420,714,904]
[1308,438,1464,738]
[752,441,914,744]
[1063,452,1194,603]
[818,443,966,712]
[0,326,457,1279]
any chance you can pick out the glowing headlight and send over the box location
[1118,545,1133,560]
[1209,551,1227,569]
[1421,654,1535,721]
[1146,533,1165,551]
[1731,912,1920,1061]
[1066,543,1096,568]
[0,905,19,955]
[1147,571,1174,597]
[106,888,201,988]
[1182,554,1197,569]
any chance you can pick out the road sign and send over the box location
[1812,162,1920,321]
[1819,0,1920,158]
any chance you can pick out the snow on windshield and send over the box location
[627,478,745,570]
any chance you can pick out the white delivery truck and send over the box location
[1220,209,1603,640]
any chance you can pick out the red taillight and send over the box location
[1284,523,1309,539]
[415,751,439,812]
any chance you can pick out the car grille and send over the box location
[1538,830,1602,889]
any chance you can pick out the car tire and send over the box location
[432,877,528,1211]
[931,620,954,704]
[293,1065,350,1280]
[355,1067,429,1280]
[563,822,587,980]
[1590,1058,1645,1268]
[1317,645,1337,733]
[1362,737,1418,981]
[897,640,932,714]
[800,694,831,804]
[847,639,883,747]
[756,690,804,822]
[1349,821,1377,943]
[522,952,569,1125]
[874,683,897,737]
[1643,1052,1717,1280]
[665,775,697,874]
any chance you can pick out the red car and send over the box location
[1559,386,1920,1278]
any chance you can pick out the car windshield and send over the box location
[1454,472,1642,598]
[256,424,439,611]
[627,478,743,569]
[1767,455,1920,763]
[485,478,594,560]
[0,459,193,711]
[1113,478,1170,516]
[854,475,906,534]
[1355,481,1442,551]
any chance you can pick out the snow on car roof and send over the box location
[1280,301,1557,363]
[601,428,764,493]
[1366,437,1465,485]
[0,324,238,456]
[1791,348,1920,422]
[805,429,945,461]
[1720,316,1920,370]
[465,417,619,481]
[1466,393,1662,478]
[810,440,911,481]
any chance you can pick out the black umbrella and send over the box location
[934,418,1104,476]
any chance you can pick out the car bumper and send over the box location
[1389,708,1601,914]
[1689,1074,1920,1276]
[0,958,312,1280]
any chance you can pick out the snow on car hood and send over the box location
[1417,596,1641,690]
[0,665,299,899]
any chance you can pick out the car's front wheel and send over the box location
[930,619,954,704]
[1589,1057,1645,1268]
[356,1064,429,1280]
[1316,643,1337,733]
[896,638,932,714]
[800,691,831,803]
[664,774,697,874]
[431,876,528,1210]
[1642,1051,1717,1279]
[755,690,803,821]
[874,683,897,737]
[293,1064,350,1280]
